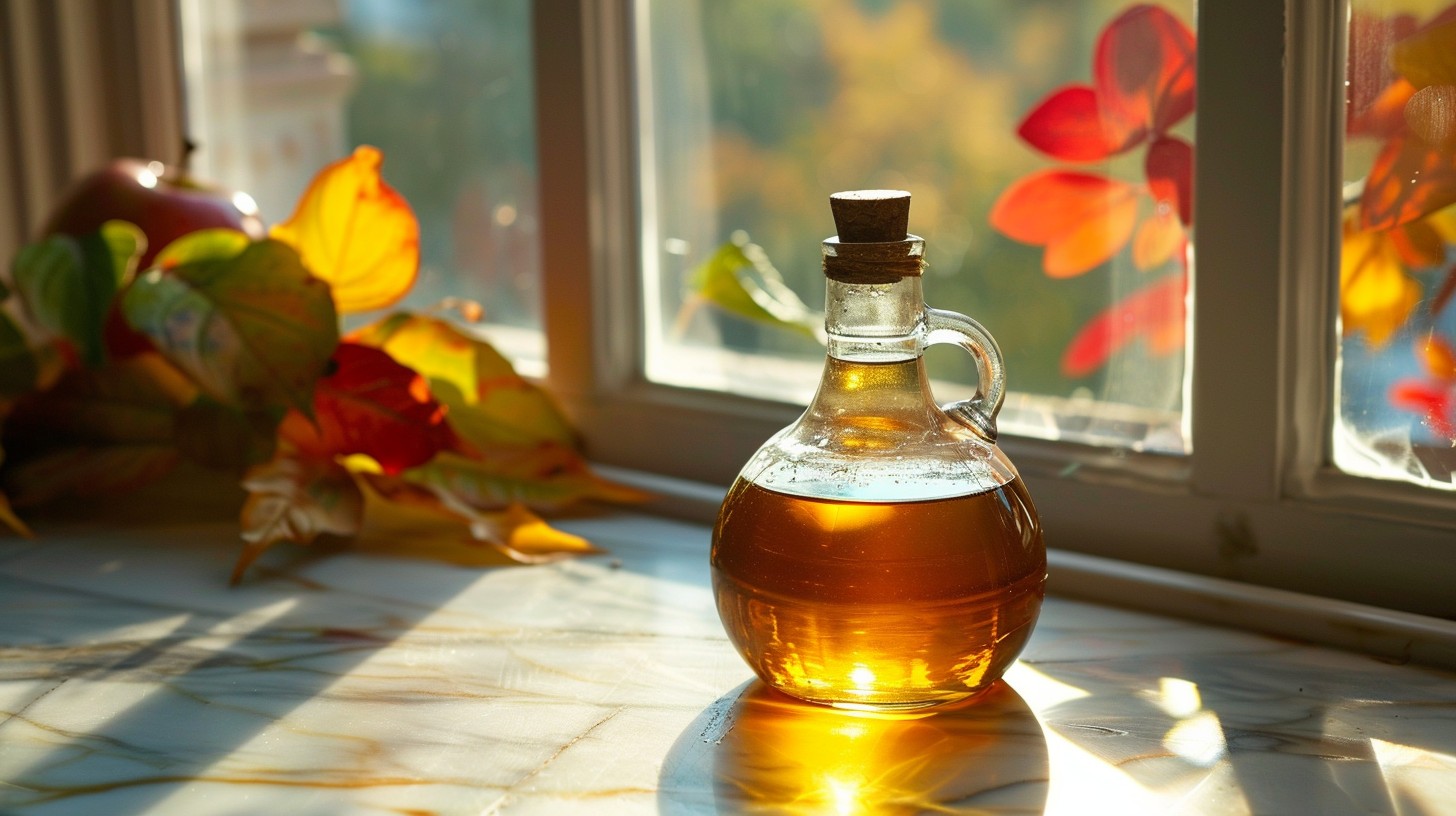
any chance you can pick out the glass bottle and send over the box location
[711,190,1046,711]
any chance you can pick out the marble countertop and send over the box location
[2,511,1455,815]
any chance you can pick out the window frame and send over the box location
[4,0,1449,619]
[533,0,1456,618]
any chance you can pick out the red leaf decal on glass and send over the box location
[1061,272,1186,377]
[1094,4,1196,135]
[1359,131,1456,230]
[990,170,1140,278]
[1145,136,1193,225]
[1018,85,1141,161]
[1390,381,1455,438]
[279,342,452,474]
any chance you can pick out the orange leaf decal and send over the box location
[270,146,420,313]
[1421,334,1456,380]
[1094,4,1196,134]
[278,342,452,475]
[1359,132,1456,231]
[1132,210,1184,270]
[1340,227,1423,346]
[990,170,1140,278]
[1061,273,1185,377]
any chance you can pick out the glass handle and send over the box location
[924,308,1006,441]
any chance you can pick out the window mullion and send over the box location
[1189,0,1288,501]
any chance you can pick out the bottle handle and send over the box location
[924,308,1006,442]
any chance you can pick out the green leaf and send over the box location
[10,222,144,366]
[154,228,251,269]
[685,235,824,342]
[122,238,340,414]
[0,310,38,396]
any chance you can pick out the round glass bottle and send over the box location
[711,190,1046,710]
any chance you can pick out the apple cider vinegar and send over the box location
[712,478,1044,709]
[712,190,1047,710]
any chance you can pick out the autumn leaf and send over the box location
[1390,335,1456,440]
[270,146,420,313]
[1360,132,1456,231]
[1017,85,1141,162]
[355,470,601,566]
[122,238,339,414]
[173,398,278,472]
[1340,226,1423,345]
[235,454,364,584]
[277,342,452,474]
[1145,136,1193,225]
[349,312,577,448]
[0,492,32,538]
[1,446,181,509]
[11,221,144,366]
[1131,210,1184,270]
[990,170,1140,277]
[1,353,193,505]
[397,450,649,514]
[1093,4,1196,135]
[1061,273,1185,378]
[1393,17,1456,90]
[683,236,824,343]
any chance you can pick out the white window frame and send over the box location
[3,0,1450,620]
[533,0,1456,619]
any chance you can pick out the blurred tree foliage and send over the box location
[675,0,1189,401]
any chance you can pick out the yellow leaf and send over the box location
[270,146,420,313]
[1341,226,1422,346]
[352,474,603,566]
[235,455,364,584]
[0,492,33,538]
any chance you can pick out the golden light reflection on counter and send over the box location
[710,681,1049,814]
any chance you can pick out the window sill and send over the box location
[2,492,1453,813]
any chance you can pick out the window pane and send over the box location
[1336,3,1456,488]
[180,0,543,371]
[638,0,1194,454]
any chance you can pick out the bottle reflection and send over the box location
[709,680,1048,814]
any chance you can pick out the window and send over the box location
[636,0,1194,456]
[179,0,545,371]
[4,0,1452,618]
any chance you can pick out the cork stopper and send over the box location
[830,190,911,242]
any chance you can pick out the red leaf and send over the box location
[1094,4,1196,135]
[1145,136,1193,225]
[1389,380,1455,439]
[1359,131,1456,230]
[279,342,452,474]
[1061,273,1186,377]
[1017,85,1140,161]
[990,170,1140,277]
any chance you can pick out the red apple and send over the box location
[43,158,266,359]
[43,157,265,268]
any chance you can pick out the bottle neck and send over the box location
[824,276,925,363]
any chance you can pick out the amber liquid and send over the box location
[712,478,1045,709]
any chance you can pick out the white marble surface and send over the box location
[1,512,1455,815]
